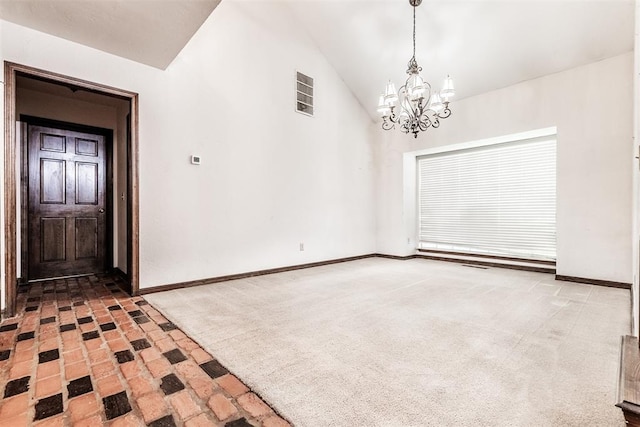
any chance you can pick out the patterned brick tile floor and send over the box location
[0,275,291,427]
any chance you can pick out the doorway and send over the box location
[23,118,112,280]
[4,62,140,317]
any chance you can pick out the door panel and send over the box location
[75,162,98,204]
[28,124,107,279]
[40,133,66,152]
[41,218,66,262]
[75,218,98,259]
[40,159,65,203]
[76,138,99,156]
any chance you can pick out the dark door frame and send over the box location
[4,62,140,317]
[20,116,114,281]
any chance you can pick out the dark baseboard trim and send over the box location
[142,253,633,296]
[617,400,640,415]
[111,267,128,281]
[617,335,640,426]
[555,275,631,290]
[373,253,415,260]
[139,253,558,295]
[417,249,556,266]
[415,254,556,274]
[110,267,131,295]
[631,284,636,335]
[139,254,378,295]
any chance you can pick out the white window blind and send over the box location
[417,135,556,260]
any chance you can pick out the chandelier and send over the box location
[377,0,455,138]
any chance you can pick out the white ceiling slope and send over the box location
[285,0,634,117]
[0,0,221,69]
[0,0,634,117]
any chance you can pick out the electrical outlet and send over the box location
[300,243,304,251]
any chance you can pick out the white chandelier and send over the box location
[377,0,455,138]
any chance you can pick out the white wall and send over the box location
[0,0,376,290]
[375,53,634,284]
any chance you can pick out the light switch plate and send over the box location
[191,155,201,165]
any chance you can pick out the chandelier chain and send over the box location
[412,4,416,61]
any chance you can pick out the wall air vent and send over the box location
[296,71,314,117]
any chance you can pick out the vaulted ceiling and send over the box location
[0,0,221,69]
[287,0,634,113]
[0,0,634,116]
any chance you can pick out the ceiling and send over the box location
[285,0,634,113]
[0,0,221,69]
[16,75,130,109]
[0,0,634,116]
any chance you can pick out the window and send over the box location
[417,135,556,260]
[296,71,314,116]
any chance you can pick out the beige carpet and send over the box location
[145,258,630,426]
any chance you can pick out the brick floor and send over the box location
[0,275,291,426]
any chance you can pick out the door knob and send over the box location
[99,208,105,213]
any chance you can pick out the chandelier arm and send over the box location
[387,107,398,124]
[417,114,430,131]
[382,118,395,131]
[438,103,452,119]
[399,85,413,118]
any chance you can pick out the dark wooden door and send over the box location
[28,125,107,279]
